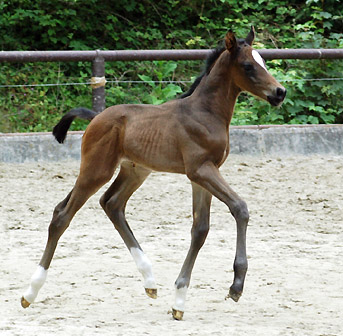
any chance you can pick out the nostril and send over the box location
[276,87,286,98]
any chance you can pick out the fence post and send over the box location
[91,52,106,113]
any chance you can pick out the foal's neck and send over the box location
[194,51,241,126]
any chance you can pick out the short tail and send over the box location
[53,107,98,143]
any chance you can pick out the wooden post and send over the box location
[91,53,106,113]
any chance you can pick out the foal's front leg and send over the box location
[187,161,249,303]
[173,182,212,320]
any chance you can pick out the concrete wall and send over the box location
[1,125,342,163]
[229,125,343,156]
[0,132,83,163]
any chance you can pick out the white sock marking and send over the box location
[173,286,188,312]
[23,266,48,304]
[252,50,268,72]
[130,248,156,289]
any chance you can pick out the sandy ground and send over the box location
[0,155,342,336]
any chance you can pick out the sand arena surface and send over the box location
[0,155,342,335]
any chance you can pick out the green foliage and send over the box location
[105,61,183,108]
[0,62,91,132]
[137,62,182,104]
[0,0,343,132]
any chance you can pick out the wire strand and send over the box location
[1,77,343,88]
[0,80,193,88]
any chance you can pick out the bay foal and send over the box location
[21,27,286,320]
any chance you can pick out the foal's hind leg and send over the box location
[100,161,157,298]
[21,172,114,308]
[173,182,212,320]
[21,131,119,308]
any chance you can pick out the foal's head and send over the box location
[226,27,286,106]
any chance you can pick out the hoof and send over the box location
[172,308,184,320]
[145,288,157,299]
[21,296,31,308]
[226,288,242,302]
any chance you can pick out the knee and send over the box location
[230,200,249,224]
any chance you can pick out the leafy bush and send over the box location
[0,62,91,132]
[0,0,342,132]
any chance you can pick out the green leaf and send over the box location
[307,116,319,124]
[319,11,332,19]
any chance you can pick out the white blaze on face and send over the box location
[252,50,268,72]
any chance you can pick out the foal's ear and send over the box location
[245,26,255,46]
[225,30,237,53]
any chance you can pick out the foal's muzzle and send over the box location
[267,87,287,106]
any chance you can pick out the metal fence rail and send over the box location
[1,48,343,112]
[2,49,343,62]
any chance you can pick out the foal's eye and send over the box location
[243,63,254,73]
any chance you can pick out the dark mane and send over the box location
[179,45,226,99]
